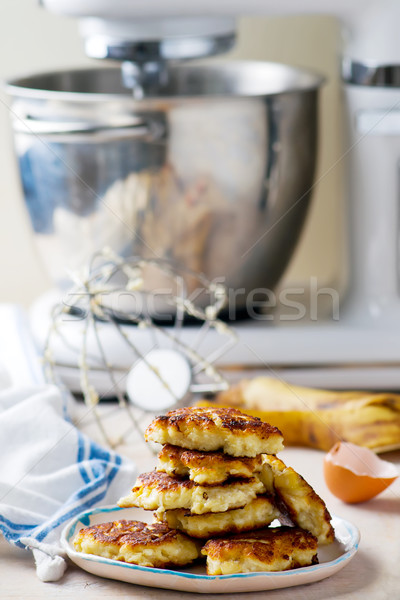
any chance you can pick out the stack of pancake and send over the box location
[119,407,283,538]
[74,407,334,574]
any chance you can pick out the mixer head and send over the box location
[40,1,236,91]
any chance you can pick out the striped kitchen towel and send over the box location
[0,305,136,582]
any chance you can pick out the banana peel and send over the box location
[196,377,400,453]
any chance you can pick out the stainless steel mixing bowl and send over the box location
[6,62,323,319]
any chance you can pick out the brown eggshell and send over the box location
[323,441,398,504]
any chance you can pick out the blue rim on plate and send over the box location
[61,505,360,586]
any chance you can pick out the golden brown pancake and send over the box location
[145,407,284,457]
[117,470,265,514]
[259,455,334,544]
[157,444,263,484]
[73,519,201,568]
[156,496,280,538]
[202,527,318,575]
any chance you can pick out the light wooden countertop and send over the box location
[1,399,400,600]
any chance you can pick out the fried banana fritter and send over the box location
[201,527,318,575]
[73,519,201,568]
[157,444,263,484]
[259,455,334,544]
[118,471,265,514]
[156,496,280,538]
[145,407,284,457]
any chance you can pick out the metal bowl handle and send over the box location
[12,115,164,141]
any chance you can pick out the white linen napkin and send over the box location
[0,305,137,581]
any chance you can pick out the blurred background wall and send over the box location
[0,1,343,306]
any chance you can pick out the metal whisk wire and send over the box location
[42,248,238,448]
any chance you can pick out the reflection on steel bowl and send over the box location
[6,62,323,319]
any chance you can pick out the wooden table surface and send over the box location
[1,399,400,600]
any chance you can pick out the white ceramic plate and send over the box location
[61,506,359,594]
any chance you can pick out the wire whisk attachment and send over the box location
[43,248,238,448]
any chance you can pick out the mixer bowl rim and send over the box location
[5,60,325,104]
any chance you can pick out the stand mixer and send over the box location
[15,0,400,390]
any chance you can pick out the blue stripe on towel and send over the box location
[32,453,122,542]
[89,443,111,463]
[76,434,114,485]
[0,515,39,531]
[3,437,122,546]
[76,432,91,485]
[32,456,122,542]
[0,526,28,545]
[0,515,41,547]
[78,453,121,502]
[73,462,118,501]
[89,442,109,479]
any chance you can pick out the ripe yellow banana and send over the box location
[197,377,400,452]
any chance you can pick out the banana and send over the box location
[196,377,400,452]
